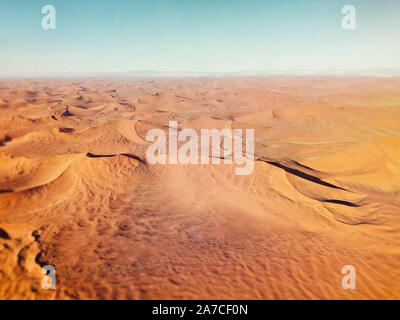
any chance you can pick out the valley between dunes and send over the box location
[0,76,399,299]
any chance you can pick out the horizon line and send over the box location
[2,68,400,79]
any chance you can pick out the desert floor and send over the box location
[0,76,399,299]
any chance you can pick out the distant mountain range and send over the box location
[3,68,400,78]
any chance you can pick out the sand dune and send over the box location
[0,76,399,299]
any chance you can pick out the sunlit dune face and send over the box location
[0,76,399,299]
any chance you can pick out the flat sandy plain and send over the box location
[0,76,399,299]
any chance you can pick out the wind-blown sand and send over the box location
[0,76,399,299]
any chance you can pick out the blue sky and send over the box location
[0,0,399,76]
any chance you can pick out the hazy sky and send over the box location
[0,0,399,76]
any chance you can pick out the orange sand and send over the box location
[0,76,399,299]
